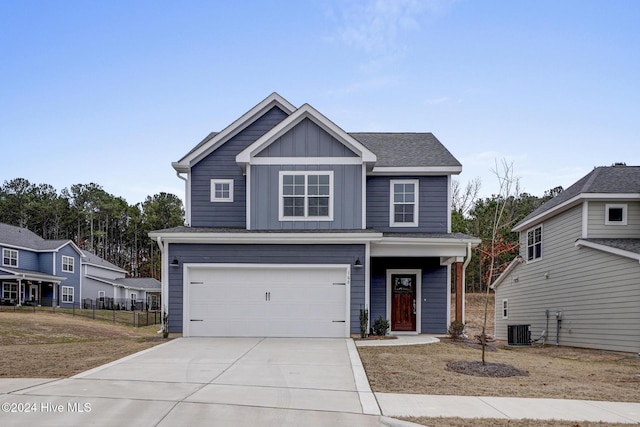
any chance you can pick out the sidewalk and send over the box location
[355,335,640,424]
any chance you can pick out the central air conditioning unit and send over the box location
[507,324,531,346]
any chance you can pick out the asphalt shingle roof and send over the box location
[582,238,640,255]
[350,133,461,167]
[515,166,640,228]
[0,222,71,251]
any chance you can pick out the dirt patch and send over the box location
[0,311,167,378]
[447,360,528,377]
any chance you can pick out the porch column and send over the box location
[455,262,463,322]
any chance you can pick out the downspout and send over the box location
[461,242,472,324]
[176,171,189,226]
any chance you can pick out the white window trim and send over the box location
[526,225,543,263]
[62,286,74,303]
[2,282,18,301]
[389,179,419,227]
[62,255,74,272]
[502,299,509,319]
[98,291,105,301]
[605,203,627,225]
[278,171,334,221]
[2,248,18,267]
[210,179,234,203]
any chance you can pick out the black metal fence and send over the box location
[0,298,162,328]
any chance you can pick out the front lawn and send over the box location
[0,311,167,377]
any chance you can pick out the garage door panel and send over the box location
[186,265,348,337]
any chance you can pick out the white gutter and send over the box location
[155,237,169,317]
[461,242,472,324]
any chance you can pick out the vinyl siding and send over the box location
[57,245,81,307]
[167,244,365,334]
[250,164,362,230]
[257,118,358,157]
[495,205,640,352]
[370,257,448,334]
[1,248,38,271]
[366,176,449,233]
[587,201,640,238]
[190,107,288,227]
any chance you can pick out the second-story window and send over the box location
[2,249,18,267]
[390,179,419,227]
[605,204,627,225]
[210,179,234,202]
[526,225,542,262]
[62,255,74,273]
[279,171,333,221]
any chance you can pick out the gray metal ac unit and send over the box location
[507,324,531,346]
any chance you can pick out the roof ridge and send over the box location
[580,167,602,193]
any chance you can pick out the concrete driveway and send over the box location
[1,338,383,426]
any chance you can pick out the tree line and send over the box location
[451,176,563,293]
[0,178,185,279]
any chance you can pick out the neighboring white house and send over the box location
[81,251,161,310]
[492,165,640,353]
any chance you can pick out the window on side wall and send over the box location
[62,255,74,272]
[2,249,18,267]
[62,286,74,303]
[605,204,627,225]
[210,179,234,202]
[526,225,542,262]
[279,171,333,221]
[502,299,508,319]
[390,179,419,227]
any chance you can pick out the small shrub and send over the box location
[448,320,465,340]
[372,316,390,336]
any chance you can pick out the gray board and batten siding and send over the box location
[250,164,363,230]
[167,244,366,334]
[370,257,449,334]
[190,106,288,228]
[256,118,358,158]
[367,176,449,233]
[494,204,640,353]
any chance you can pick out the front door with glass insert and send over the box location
[391,274,416,331]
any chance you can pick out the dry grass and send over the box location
[0,311,167,377]
[360,293,640,403]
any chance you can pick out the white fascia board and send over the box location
[513,193,640,232]
[575,239,640,263]
[371,238,480,258]
[236,103,377,167]
[1,270,66,283]
[173,93,296,171]
[81,262,127,274]
[370,166,463,176]
[150,231,383,245]
[249,157,363,165]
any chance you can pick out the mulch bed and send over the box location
[447,360,529,378]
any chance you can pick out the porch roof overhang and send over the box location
[371,233,481,261]
[0,267,66,283]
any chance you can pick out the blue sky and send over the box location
[2,0,638,205]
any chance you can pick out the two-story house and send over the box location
[81,251,161,310]
[492,165,640,353]
[149,93,479,338]
[0,222,82,307]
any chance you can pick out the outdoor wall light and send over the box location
[354,257,363,268]
[170,257,179,267]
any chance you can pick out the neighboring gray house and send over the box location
[492,165,640,353]
[0,222,82,307]
[81,251,161,310]
[150,93,479,338]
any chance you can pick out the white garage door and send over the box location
[185,264,349,338]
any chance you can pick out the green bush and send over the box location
[448,320,465,340]
[372,316,390,336]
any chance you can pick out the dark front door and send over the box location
[391,274,416,331]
